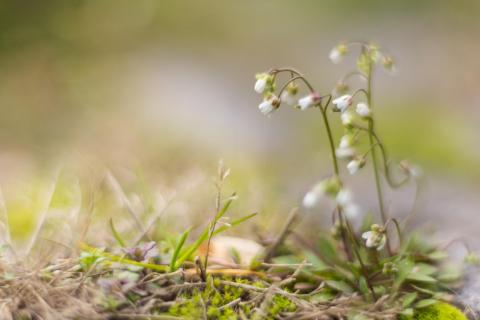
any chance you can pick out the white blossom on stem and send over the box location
[258,96,280,116]
[298,93,321,111]
[332,95,353,112]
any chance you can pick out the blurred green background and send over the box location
[0,1,479,248]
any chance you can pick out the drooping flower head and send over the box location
[362,224,386,251]
[280,82,299,106]
[302,177,341,208]
[332,95,353,112]
[258,95,281,116]
[298,92,322,110]
[347,157,366,175]
[356,102,371,118]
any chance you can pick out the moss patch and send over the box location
[401,302,467,320]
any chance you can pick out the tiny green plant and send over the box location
[254,41,469,317]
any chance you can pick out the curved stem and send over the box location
[320,108,339,175]
[269,68,316,92]
[384,218,403,252]
[340,70,368,83]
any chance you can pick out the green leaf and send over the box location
[325,280,353,293]
[402,292,418,308]
[415,299,438,309]
[394,258,414,288]
[316,235,338,264]
[427,250,448,261]
[169,229,190,271]
[406,272,437,283]
[414,263,438,275]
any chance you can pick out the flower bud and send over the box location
[254,73,274,94]
[333,81,349,96]
[329,43,348,64]
[382,55,397,74]
[382,262,398,275]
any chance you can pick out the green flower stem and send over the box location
[365,64,388,227]
[320,105,376,300]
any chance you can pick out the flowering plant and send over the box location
[254,41,471,318]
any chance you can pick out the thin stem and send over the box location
[320,108,339,175]
[384,218,403,252]
[366,66,388,226]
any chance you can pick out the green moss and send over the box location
[168,276,296,319]
[400,302,467,320]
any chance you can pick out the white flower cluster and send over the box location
[329,42,397,75]
[302,178,361,218]
[254,72,322,116]
[330,93,371,175]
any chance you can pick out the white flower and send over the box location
[362,224,386,251]
[298,93,321,110]
[356,102,371,117]
[339,135,354,149]
[302,177,340,208]
[335,146,356,159]
[341,112,354,127]
[258,96,280,116]
[302,182,327,208]
[343,203,361,219]
[329,44,348,64]
[332,95,353,112]
[281,91,295,106]
[347,158,365,175]
[302,191,322,208]
[254,73,273,93]
[336,189,352,206]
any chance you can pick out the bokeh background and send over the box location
[0,0,479,253]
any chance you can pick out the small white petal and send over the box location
[377,236,386,251]
[366,237,376,248]
[356,103,371,117]
[362,231,371,240]
[254,78,267,94]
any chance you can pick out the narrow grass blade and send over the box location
[169,229,190,271]
[109,218,126,248]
